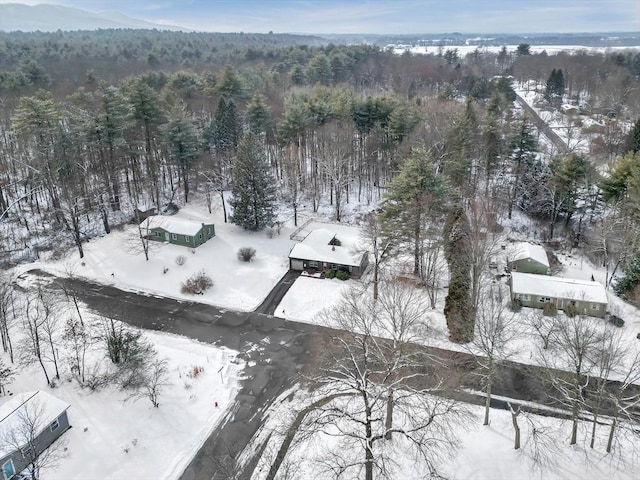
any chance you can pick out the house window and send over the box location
[518,294,530,301]
[308,261,318,268]
[591,304,600,311]
[538,297,551,303]
[185,236,191,242]
[198,234,202,240]
[207,227,212,235]
[171,233,177,240]
[154,231,162,237]
[50,418,60,431]
[21,445,33,459]
[2,459,15,480]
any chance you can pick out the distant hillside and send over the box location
[0,3,189,32]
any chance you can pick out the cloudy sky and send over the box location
[1,0,638,34]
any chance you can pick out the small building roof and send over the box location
[289,227,363,267]
[509,242,549,268]
[511,272,608,304]
[142,216,210,236]
[0,391,70,456]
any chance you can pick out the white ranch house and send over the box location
[510,272,608,318]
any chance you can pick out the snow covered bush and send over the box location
[324,269,336,279]
[175,255,186,266]
[237,247,256,262]
[180,270,214,295]
[542,301,557,316]
[336,270,350,281]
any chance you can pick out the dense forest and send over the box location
[1,29,640,303]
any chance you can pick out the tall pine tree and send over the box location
[230,132,277,230]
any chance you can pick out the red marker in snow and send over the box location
[214,401,219,407]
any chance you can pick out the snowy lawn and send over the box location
[248,386,639,480]
[1,325,241,480]
[31,203,296,312]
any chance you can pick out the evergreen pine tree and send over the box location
[442,204,473,343]
[229,132,277,230]
[628,118,640,154]
[380,149,447,276]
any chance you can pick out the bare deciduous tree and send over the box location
[0,272,16,362]
[127,356,170,408]
[541,315,601,445]
[0,357,15,395]
[468,284,520,426]
[63,316,92,385]
[303,284,467,480]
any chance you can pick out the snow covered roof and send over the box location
[0,391,70,456]
[289,227,363,267]
[511,272,608,304]
[142,216,210,236]
[509,242,549,268]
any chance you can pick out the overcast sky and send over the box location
[1,0,638,34]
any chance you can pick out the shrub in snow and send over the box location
[175,255,186,266]
[181,270,214,295]
[324,269,336,279]
[542,302,557,317]
[564,303,577,318]
[238,247,256,262]
[608,315,624,328]
[510,298,522,312]
[336,270,350,281]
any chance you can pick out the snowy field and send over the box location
[392,44,640,57]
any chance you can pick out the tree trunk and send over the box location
[220,190,227,223]
[570,398,579,445]
[373,263,379,301]
[606,417,616,453]
[484,375,493,426]
[385,390,393,440]
[590,412,598,448]
[509,403,521,450]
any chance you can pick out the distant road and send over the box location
[515,93,570,155]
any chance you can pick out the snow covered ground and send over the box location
[248,386,638,480]
[1,318,241,480]
[20,203,294,312]
[392,44,640,57]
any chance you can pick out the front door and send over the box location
[165,232,170,242]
